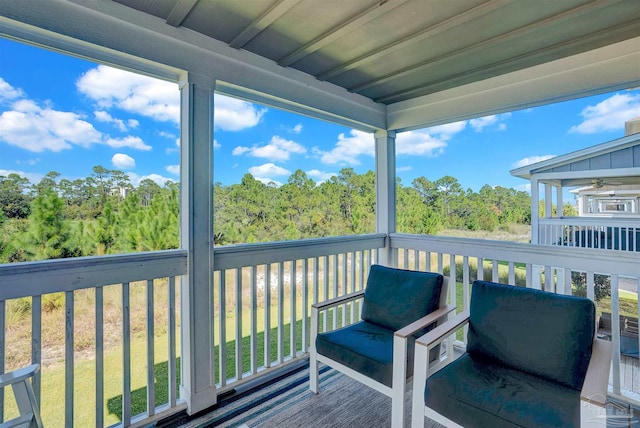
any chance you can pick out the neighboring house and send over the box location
[511,119,640,251]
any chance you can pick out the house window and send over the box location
[589,197,638,215]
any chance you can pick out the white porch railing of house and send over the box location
[0,232,638,426]
[539,217,640,252]
[0,250,187,428]
[211,233,385,391]
[390,233,640,401]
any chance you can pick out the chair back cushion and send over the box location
[466,280,595,390]
[361,265,443,331]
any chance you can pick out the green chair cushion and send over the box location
[316,321,411,387]
[361,265,443,331]
[425,353,581,428]
[466,280,595,390]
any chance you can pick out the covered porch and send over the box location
[1,1,640,426]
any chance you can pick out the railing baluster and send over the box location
[218,271,227,386]
[341,254,347,327]
[95,287,104,427]
[449,254,456,307]
[235,269,243,380]
[349,252,356,323]
[290,261,297,357]
[147,279,155,416]
[477,257,483,281]
[611,274,621,395]
[491,260,499,282]
[278,262,284,364]
[586,271,595,302]
[264,264,271,368]
[563,269,572,295]
[250,266,258,374]
[508,261,515,285]
[302,259,309,353]
[462,256,470,311]
[168,276,177,407]
[332,255,338,330]
[322,257,329,332]
[122,283,131,426]
[31,295,42,406]
[0,300,5,422]
[65,290,74,428]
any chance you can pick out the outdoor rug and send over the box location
[184,365,443,428]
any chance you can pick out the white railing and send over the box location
[211,233,385,391]
[390,233,640,401]
[0,250,187,428]
[539,217,640,252]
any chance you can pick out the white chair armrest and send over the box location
[395,305,457,339]
[580,338,612,407]
[311,290,365,312]
[415,310,470,351]
[0,364,39,388]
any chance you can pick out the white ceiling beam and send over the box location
[317,0,510,81]
[278,0,408,67]
[0,0,385,131]
[229,0,301,49]
[386,36,640,133]
[352,0,617,95]
[166,0,199,27]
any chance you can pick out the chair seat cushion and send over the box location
[316,321,407,387]
[425,353,581,428]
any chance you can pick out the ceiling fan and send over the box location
[591,178,623,188]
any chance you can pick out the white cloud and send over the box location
[0,78,24,101]
[248,163,290,178]
[214,94,266,131]
[0,169,43,184]
[104,136,152,151]
[111,153,136,169]
[469,113,511,132]
[307,169,337,181]
[94,110,129,132]
[127,119,139,128]
[313,129,373,165]
[397,166,412,172]
[569,93,640,134]
[0,99,102,152]
[397,130,448,157]
[515,183,531,193]
[166,164,180,175]
[214,139,221,149]
[281,123,303,134]
[136,173,175,187]
[254,177,283,186]
[513,155,555,168]
[77,65,179,124]
[233,135,306,161]
[428,121,467,137]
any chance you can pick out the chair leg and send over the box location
[391,387,404,428]
[309,352,319,394]
[12,379,43,428]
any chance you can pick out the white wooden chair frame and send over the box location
[310,277,452,428]
[410,310,613,428]
[0,364,43,428]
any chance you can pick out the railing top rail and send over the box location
[213,233,386,270]
[0,250,187,300]
[538,217,640,226]
[390,233,639,277]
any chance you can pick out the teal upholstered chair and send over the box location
[310,265,453,428]
[410,280,612,428]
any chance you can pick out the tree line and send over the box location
[0,166,534,263]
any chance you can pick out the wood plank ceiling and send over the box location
[113,0,640,105]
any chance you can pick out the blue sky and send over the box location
[1,37,640,195]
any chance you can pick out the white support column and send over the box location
[375,130,396,267]
[531,178,540,244]
[544,183,553,218]
[556,185,563,217]
[179,75,217,414]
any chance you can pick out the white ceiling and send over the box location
[1,0,640,132]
